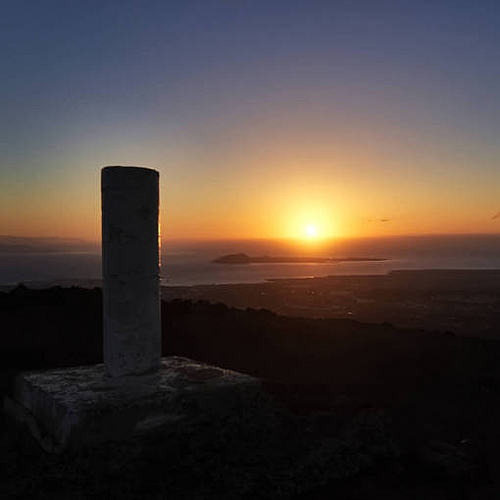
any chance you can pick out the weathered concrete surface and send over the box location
[5,358,400,496]
[101,166,161,378]
[6,357,267,453]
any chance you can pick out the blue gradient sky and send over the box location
[1,1,500,240]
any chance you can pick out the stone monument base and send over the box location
[4,356,268,453]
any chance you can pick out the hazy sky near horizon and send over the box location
[1,1,500,241]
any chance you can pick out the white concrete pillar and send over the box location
[101,166,161,378]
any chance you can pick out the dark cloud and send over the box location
[493,212,500,220]
[380,219,391,222]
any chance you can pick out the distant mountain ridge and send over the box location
[0,235,98,253]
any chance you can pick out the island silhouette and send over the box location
[213,253,388,264]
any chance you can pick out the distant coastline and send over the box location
[213,253,388,264]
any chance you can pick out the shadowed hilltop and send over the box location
[2,284,500,498]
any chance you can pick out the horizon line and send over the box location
[2,231,500,243]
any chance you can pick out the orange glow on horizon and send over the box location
[2,141,499,242]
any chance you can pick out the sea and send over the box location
[1,234,500,290]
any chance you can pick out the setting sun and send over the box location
[283,203,340,241]
[305,224,318,239]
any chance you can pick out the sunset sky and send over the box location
[1,1,500,242]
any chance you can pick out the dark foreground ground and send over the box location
[2,284,500,498]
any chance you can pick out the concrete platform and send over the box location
[4,356,268,453]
